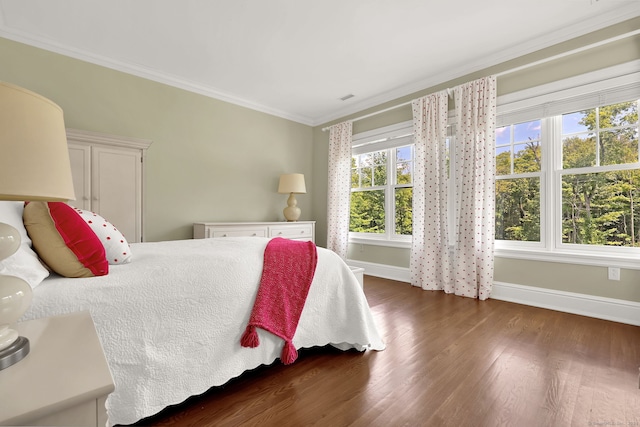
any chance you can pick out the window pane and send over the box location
[496,120,541,177]
[563,134,596,169]
[395,188,412,235]
[495,145,511,175]
[513,141,541,173]
[374,165,387,186]
[350,190,385,233]
[600,129,639,166]
[396,146,411,162]
[372,151,386,165]
[562,110,593,134]
[599,101,637,128]
[513,120,541,143]
[360,153,372,167]
[351,157,359,188]
[361,167,372,187]
[495,177,540,241]
[562,102,639,169]
[397,161,412,184]
[562,171,640,247]
[496,126,510,146]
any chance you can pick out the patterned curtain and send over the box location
[410,92,451,292]
[452,76,497,300]
[326,121,353,259]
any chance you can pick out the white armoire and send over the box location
[66,129,152,243]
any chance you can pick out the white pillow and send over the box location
[74,208,132,264]
[0,201,31,246]
[0,201,50,288]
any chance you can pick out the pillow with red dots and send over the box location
[74,208,132,265]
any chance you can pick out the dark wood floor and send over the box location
[130,276,640,427]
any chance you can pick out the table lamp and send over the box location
[278,173,306,222]
[0,82,75,370]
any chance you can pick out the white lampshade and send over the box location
[278,173,306,194]
[0,82,75,370]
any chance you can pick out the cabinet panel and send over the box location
[67,144,91,211]
[92,146,141,243]
[66,129,151,243]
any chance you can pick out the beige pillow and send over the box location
[23,202,108,278]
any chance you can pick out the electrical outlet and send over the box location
[608,267,620,281]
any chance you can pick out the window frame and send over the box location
[494,60,640,268]
[494,118,546,250]
[349,122,414,248]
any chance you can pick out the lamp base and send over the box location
[0,335,29,370]
[283,193,301,222]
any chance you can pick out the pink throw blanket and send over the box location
[240,237,318,364]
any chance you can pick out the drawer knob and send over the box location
[222,234,228,237]
[252,233,257,236]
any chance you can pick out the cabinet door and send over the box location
[91,146,142,243]
[67,143,91,211]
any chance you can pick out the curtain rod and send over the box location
[321,28,640,132]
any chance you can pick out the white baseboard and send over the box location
[346,259,640,326]
[346,259,410,283]
[491,281,640,326]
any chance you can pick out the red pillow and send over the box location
[23,202,108,278]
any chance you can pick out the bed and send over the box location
[16,234,385,426]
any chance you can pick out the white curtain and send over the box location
[452,76,497,300]
[410,91,451,292]
[326,121,353,259]
[410,76,497,300]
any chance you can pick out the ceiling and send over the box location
[0,1,638,126]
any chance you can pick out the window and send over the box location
[349,123,414,246]
[495,120,543,243]
[495,63,640,265]
[560,101,639,247]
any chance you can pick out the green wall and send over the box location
[312,17,640,303]
[0,37,313,242]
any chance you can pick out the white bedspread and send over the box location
[20,237,385,426]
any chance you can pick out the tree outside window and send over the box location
[495,119,542,242]
[350,145,413,239]
[495,100,640,249]
[561,101,639,247]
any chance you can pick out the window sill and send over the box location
[349,236,411,249]
[495,247,640,270]
[348,237,640,270]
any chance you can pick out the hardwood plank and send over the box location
[124,276,640,427]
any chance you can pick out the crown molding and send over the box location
[0,3,637,128]
[0,27,316,126]
[312,4,640,126]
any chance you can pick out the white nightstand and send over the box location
[0,311,114,427]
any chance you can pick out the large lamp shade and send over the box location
[0,82,75,201]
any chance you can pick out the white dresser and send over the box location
[193,221,315,243]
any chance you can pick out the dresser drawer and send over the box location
[194,222,314,243]
[210,228,267,238]
[269,224,314,240]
